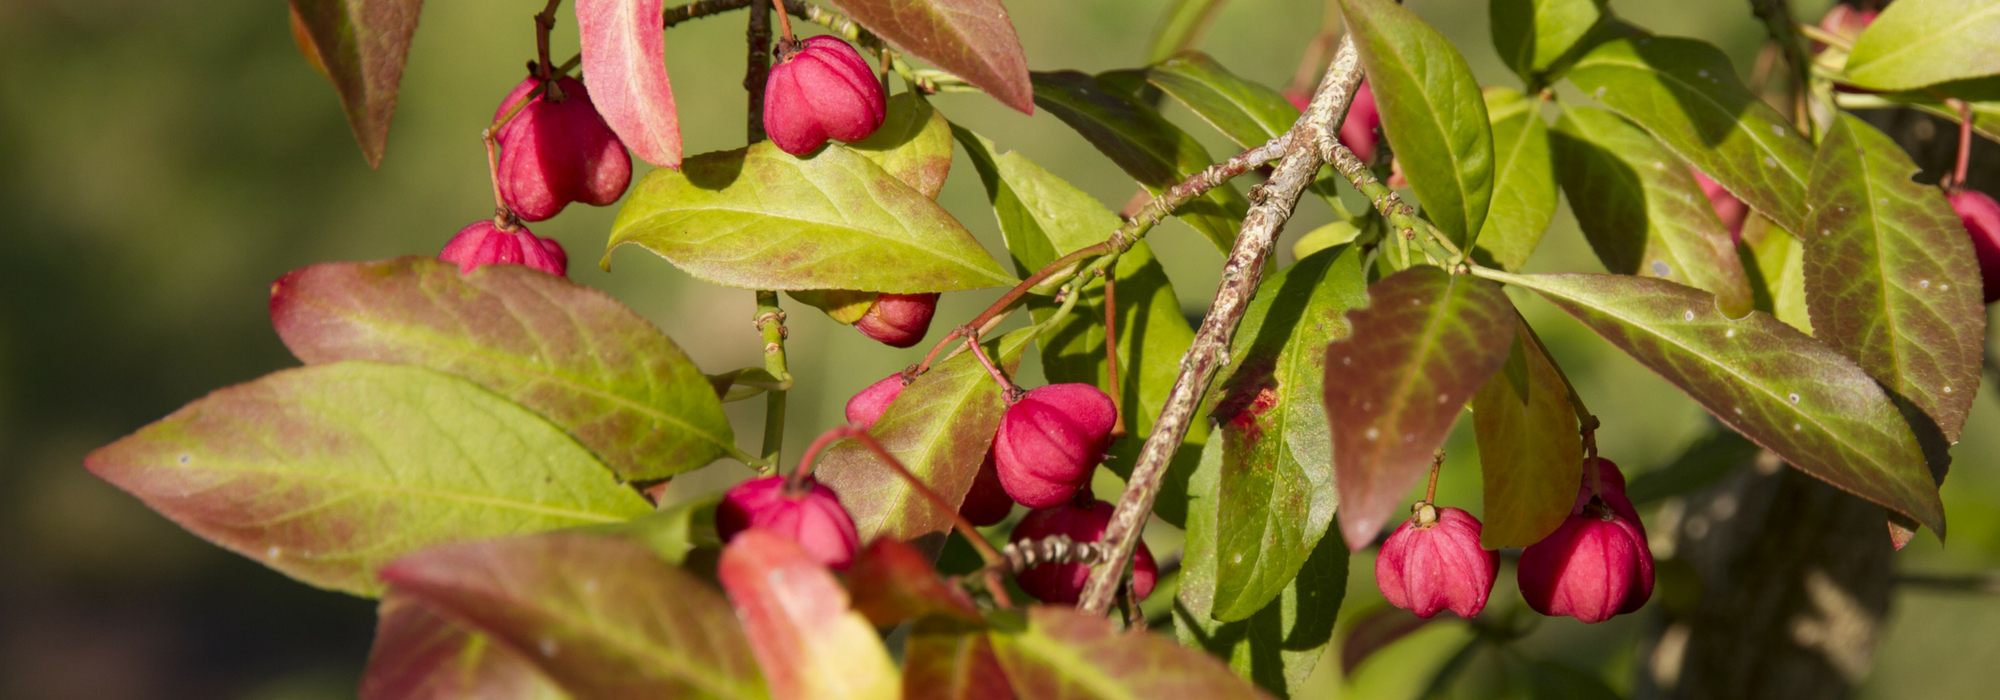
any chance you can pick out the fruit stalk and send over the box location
[1077,33,1366,615]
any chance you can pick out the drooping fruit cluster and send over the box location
[493,76,632,222]
[763,36,887,156]
[993,384,1119,508]
[1375,504,1498,619]
[1009,498,1156,605]
[1517,458,1655,624]
[717,475,862,570]
[1949,189,2000,303]
[438,221,569,277]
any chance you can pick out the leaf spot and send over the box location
[1788,392,1800,404]
[266,546,281,559]
[1919,279,1931,289]
[1404,433,1416,444]
[1734,406,1744,415]
[1697,69,1710,78]
[1771,124,1785,137]
[1595,87,1606,98]
[539,637,559,658]
[1653,161,1667,171]
[1365,428,1380,441]
[1764,156,1778,167]
[178,454,191,465]
[1878,198,1889,205]
[1342,356,1353,366]
[1943,284,1952,290]
[1684,310,1696,321]
[1792,423,1803,431]
[1726,328,1737,338]
[1822,229,1832,237]
[1944,386,1954,394]
[1232,553,1243,564]
[1651,260,1672,277]
[584,578,600,595]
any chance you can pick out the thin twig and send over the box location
[664,0,754,27]
[1075,33,1366,614]
[754,292,789,471]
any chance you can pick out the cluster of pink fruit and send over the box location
[711,377,1155,605]
[1375,459,1654,624]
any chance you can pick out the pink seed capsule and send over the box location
[493,76,632,222]
[1009,498,1156,605]
[845,372,907,429]
[1949,189,2000,303]
[762,36,887,156]
[854,293,939,348]
[1374,505,1499,619]
[958,449,1014,527]
[993,384,1117,509]
[1690,167,1749,244]
[1518,502,1655,624]
[716,475,861,570]
[438,221,568,277]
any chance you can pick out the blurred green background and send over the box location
[4,0,1999,698]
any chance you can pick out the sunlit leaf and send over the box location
[1489,0,1608,88]
[1567,36,1817,234]
[271,257,734,481]
[1202,246,1365,619]
[990,606,1273,699]
[1147,0,1234,63]
[382,533,769,699]
[1805,114,1985,445]
[1031,70,1251,253]
[360,594,570,700]
[1470,318,1582,548]
[608,142,1015,293]
[287,0,423,167]
[817,331,1030,553]
[577,0,682,168]
[847,538,983,627]
[718,530,900,700]
[1843,0,2000,91]
[1176,438,1348,698]
[954,127,1205,527]
[850,92,954,198]
[85,362,651,596]
[1326,267,1517,549]
[1550,106,1753,317]
[819,0,1033,113]
[1473,88,1557,271]
[1340,0,1495,245]
[1478,270,1947,536]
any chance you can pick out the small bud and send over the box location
[1374,505,1498,619]
[716,475,861,570]
[494,76,633,222]
[1949,189,2000,303]
[1518,503,1655,623]
[1691,167,1748,244]
[993,384,1117,509]
[845,372,908,429]
[438,221,569,277]
[854,293,939,348]
[763,36,887,156]
[959,449,1014,527]
[1009,498,1155,605]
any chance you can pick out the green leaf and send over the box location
[1806,113,1987,446]
[989,606,1272,699]
[1477,270,1946,536]
[849,92,954,198]
[1146,52,1297,148]
[1175,437,1348,698]
[382,533,769,700]
[270,257,736,481]
[904,618,1015,700]
[1567,36,1817,235]
[1470,318,1582,548]
[817,0,1033,113]
[955,127,1206,527]
[1202,246,1366,620]
[817,330,1031,553]
[360,594,571,700]
[1031,70,1252,253]
[1472,88,1557,272]
[1843,0,2000,91]
[717,531,900,700]
[84,362,651,596]
[1340,0,1495,245]
[1741,216,1814,332]
[577,0,683,168]
[1293,221,1361,261]
[608,142,1015,293]
[1550,106,1754,317]
[1147,0,1233,64]
[287,0,422,167]
[1326,267,1517,549]
[1489,0,1609,88]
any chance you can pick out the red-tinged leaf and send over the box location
[905,618,1015,700]
[817,330,1029,554]
[287,0,423,167]
[1806,114,1985,444]
[718,530,901,700]
[1326,267,1517,549]
[819,0,1032,113]
[84,362,650,596]
[1566,36,1817,235]
[1338,605,1434,677]
[576,0,682,168]
[1478,270,1948,537]
[381,533,768,700]
[1550,105,1753,317]
[1030,71,1251,253]
[1470,318,1583,548]
[988,606,1273,699]
[850,93,954,198]
[360,594,569,700]
[270,257,735,482]
[847,538,983,627]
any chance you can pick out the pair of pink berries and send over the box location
[1375,459,1654,624]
